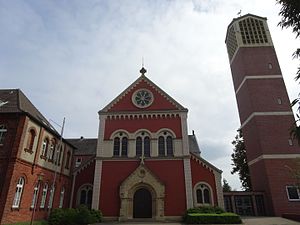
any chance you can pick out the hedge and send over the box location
[185,212,242,224]
[48,205,102,225]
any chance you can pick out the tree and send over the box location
[231,131,252,191]
[277,0,300,145]
[222,179,232,192]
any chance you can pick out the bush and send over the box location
[185,213,242,224]
[48,206,102,225]
[183,206,225,221]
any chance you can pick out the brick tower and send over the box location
[225,14,300,216]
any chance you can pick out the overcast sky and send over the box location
[1,0,299,190]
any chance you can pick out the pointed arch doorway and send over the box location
[133,188,152,218]
[119,165,165,221]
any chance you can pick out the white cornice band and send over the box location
[235,75,283,95]
[248,154,300,166]
[241,111,294,129]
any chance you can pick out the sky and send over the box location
[0,0,299,190]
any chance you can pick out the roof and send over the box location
[188,133,201,155]
[0,89,59,134]
[100,69,188,114]
[67,138,97,155]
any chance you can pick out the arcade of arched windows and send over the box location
[111,129,176,158]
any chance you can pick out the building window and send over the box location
[40,183,48,208]
[57,146,62,165]
[158,132,174,156]
[31,182,40,208]
[0,124,7,145]
[48,185,55,209]
[195,183,212,205]
[144,136,150,157]
[59,187,65,208]
[113,132,128,157]
[136,137,143,156]
[136,134,151,157]
[25,129,36,153]
[286,186,300,201]
[41,139,49,159]
[113,137,120,156]
[78,185,93,209]
[121,137,128,156]
[12,177,25,208]
[48,140,56,161]
[65,151,71,169]
[75,157,82,168]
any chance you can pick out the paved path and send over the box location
[94,217,300,225]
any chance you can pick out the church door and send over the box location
[133,188,152,218]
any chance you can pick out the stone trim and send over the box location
[241,111,294,129]
[213,171,224,209]
[183,158,193,209]
[119,164,165,221]
[248,154,300,166]
[91,160,102,210]
[235,75,283,95]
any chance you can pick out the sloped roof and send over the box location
[188,134,201,155]
[0,89,59,135]
[100,69,188,113]
[67,138,97,155]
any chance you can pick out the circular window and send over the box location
[132,89,154,108]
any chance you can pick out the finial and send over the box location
[140,67,147,76]
[237,10,242,17]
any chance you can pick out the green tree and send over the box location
[231,131,252,191]
[222,179,232,192]
[277,0,300,145]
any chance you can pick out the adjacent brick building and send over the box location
[0,90,74,224]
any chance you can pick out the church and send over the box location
[69,67,224,221]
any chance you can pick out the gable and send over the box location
[100,71,187,113]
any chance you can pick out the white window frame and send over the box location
[75,157,82,168]
[286,186,300,201]
[0,124,7,145]
[158,132,174,156]
[40,183,48,208]
[31,183,39,208]
[12,177,25,208]
[59,187,65,208]
[48,185,55,209]
[193,182,214,206]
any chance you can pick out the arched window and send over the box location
[59,187,65,208]
[136,134,151,157]
[166,136,173,156]
[195,183,212,205]
[136,137,142,156]
[121,137,128,156]
[12,177,25,208]
[48,140,56,161]
[40,183,48,208]
[65,151,71,169]
[0,124,7,145]
[113,137,120,156]
[31,182,39,208]
[158,132,174,156]
[158,136,165,156]
[144,137,150,157]
[48,184,55,209]
[26,129,36,152]
[41,138,49,158]
[78,185,93,209]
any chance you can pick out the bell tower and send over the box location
[225,14,300,216]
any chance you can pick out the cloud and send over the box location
[0,0,298,190]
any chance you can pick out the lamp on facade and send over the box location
[30,172,44,225]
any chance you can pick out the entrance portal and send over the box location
[133,188,152,218]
